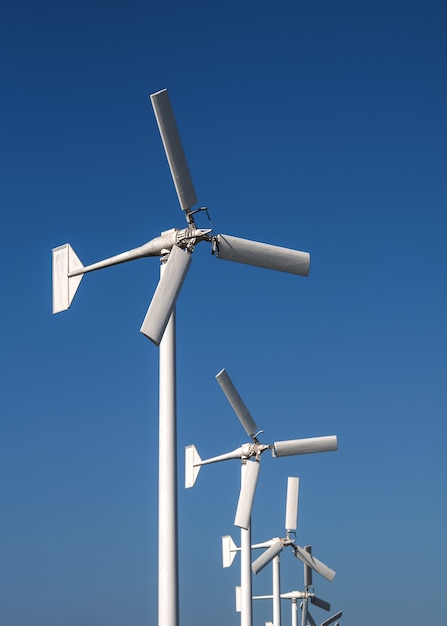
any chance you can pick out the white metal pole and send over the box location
[158,256,179,626]
[291,599,298,626]
[240,461,253,626]
[272,555,281,626]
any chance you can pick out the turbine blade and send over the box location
[273,435,338,458]
[151,89,198,211]
[285,476,299,532]
[311,596,331,612]
[216,234,310,276]
[293,545,336,582]
[320,611,343,626]
[234,460,260,529]
[140,245,191,345]
[303,545,313,588]
[252,540,283,575]
[215,369,258,437]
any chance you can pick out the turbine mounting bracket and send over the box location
[188,205,211,221]
[243,441,270,461]
[252,429,265,443]
[175,226,213,253]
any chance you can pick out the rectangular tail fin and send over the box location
[52,244,84,313]
[185,444,202,488]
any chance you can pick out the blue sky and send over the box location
[1,1,446,624]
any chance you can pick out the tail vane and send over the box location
[52,244,84,313]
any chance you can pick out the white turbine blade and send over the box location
[216,234,310,277]
[151,89,198,211]
[274,435,338,458]
[215,369,258,437]
[140,245,192,345]
[311,596,331,612]
[234,460,260,529]
[252,540,283,575]
[303,545,313,588]
[185,444,202,488]
[222,535,238,568]
[285,476,299,532]
[293,545,336,582]
[320,611,343,626]
[52,244,84,313]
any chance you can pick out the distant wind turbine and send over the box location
[186,370,337,626]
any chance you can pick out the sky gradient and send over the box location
[1,1,446,625]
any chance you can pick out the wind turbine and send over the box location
[51,89,311,626]
[186,369,337,626]
[223,478,334,626]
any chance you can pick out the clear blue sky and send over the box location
[1,1,446,624]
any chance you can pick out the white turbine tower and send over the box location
[186,369,337,626]
[52,89,312,626]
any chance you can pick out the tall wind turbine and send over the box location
[52,89,311,626]
[186,369,337,626]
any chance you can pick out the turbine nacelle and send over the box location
[185,443,257,489]
[52,226,212,315]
